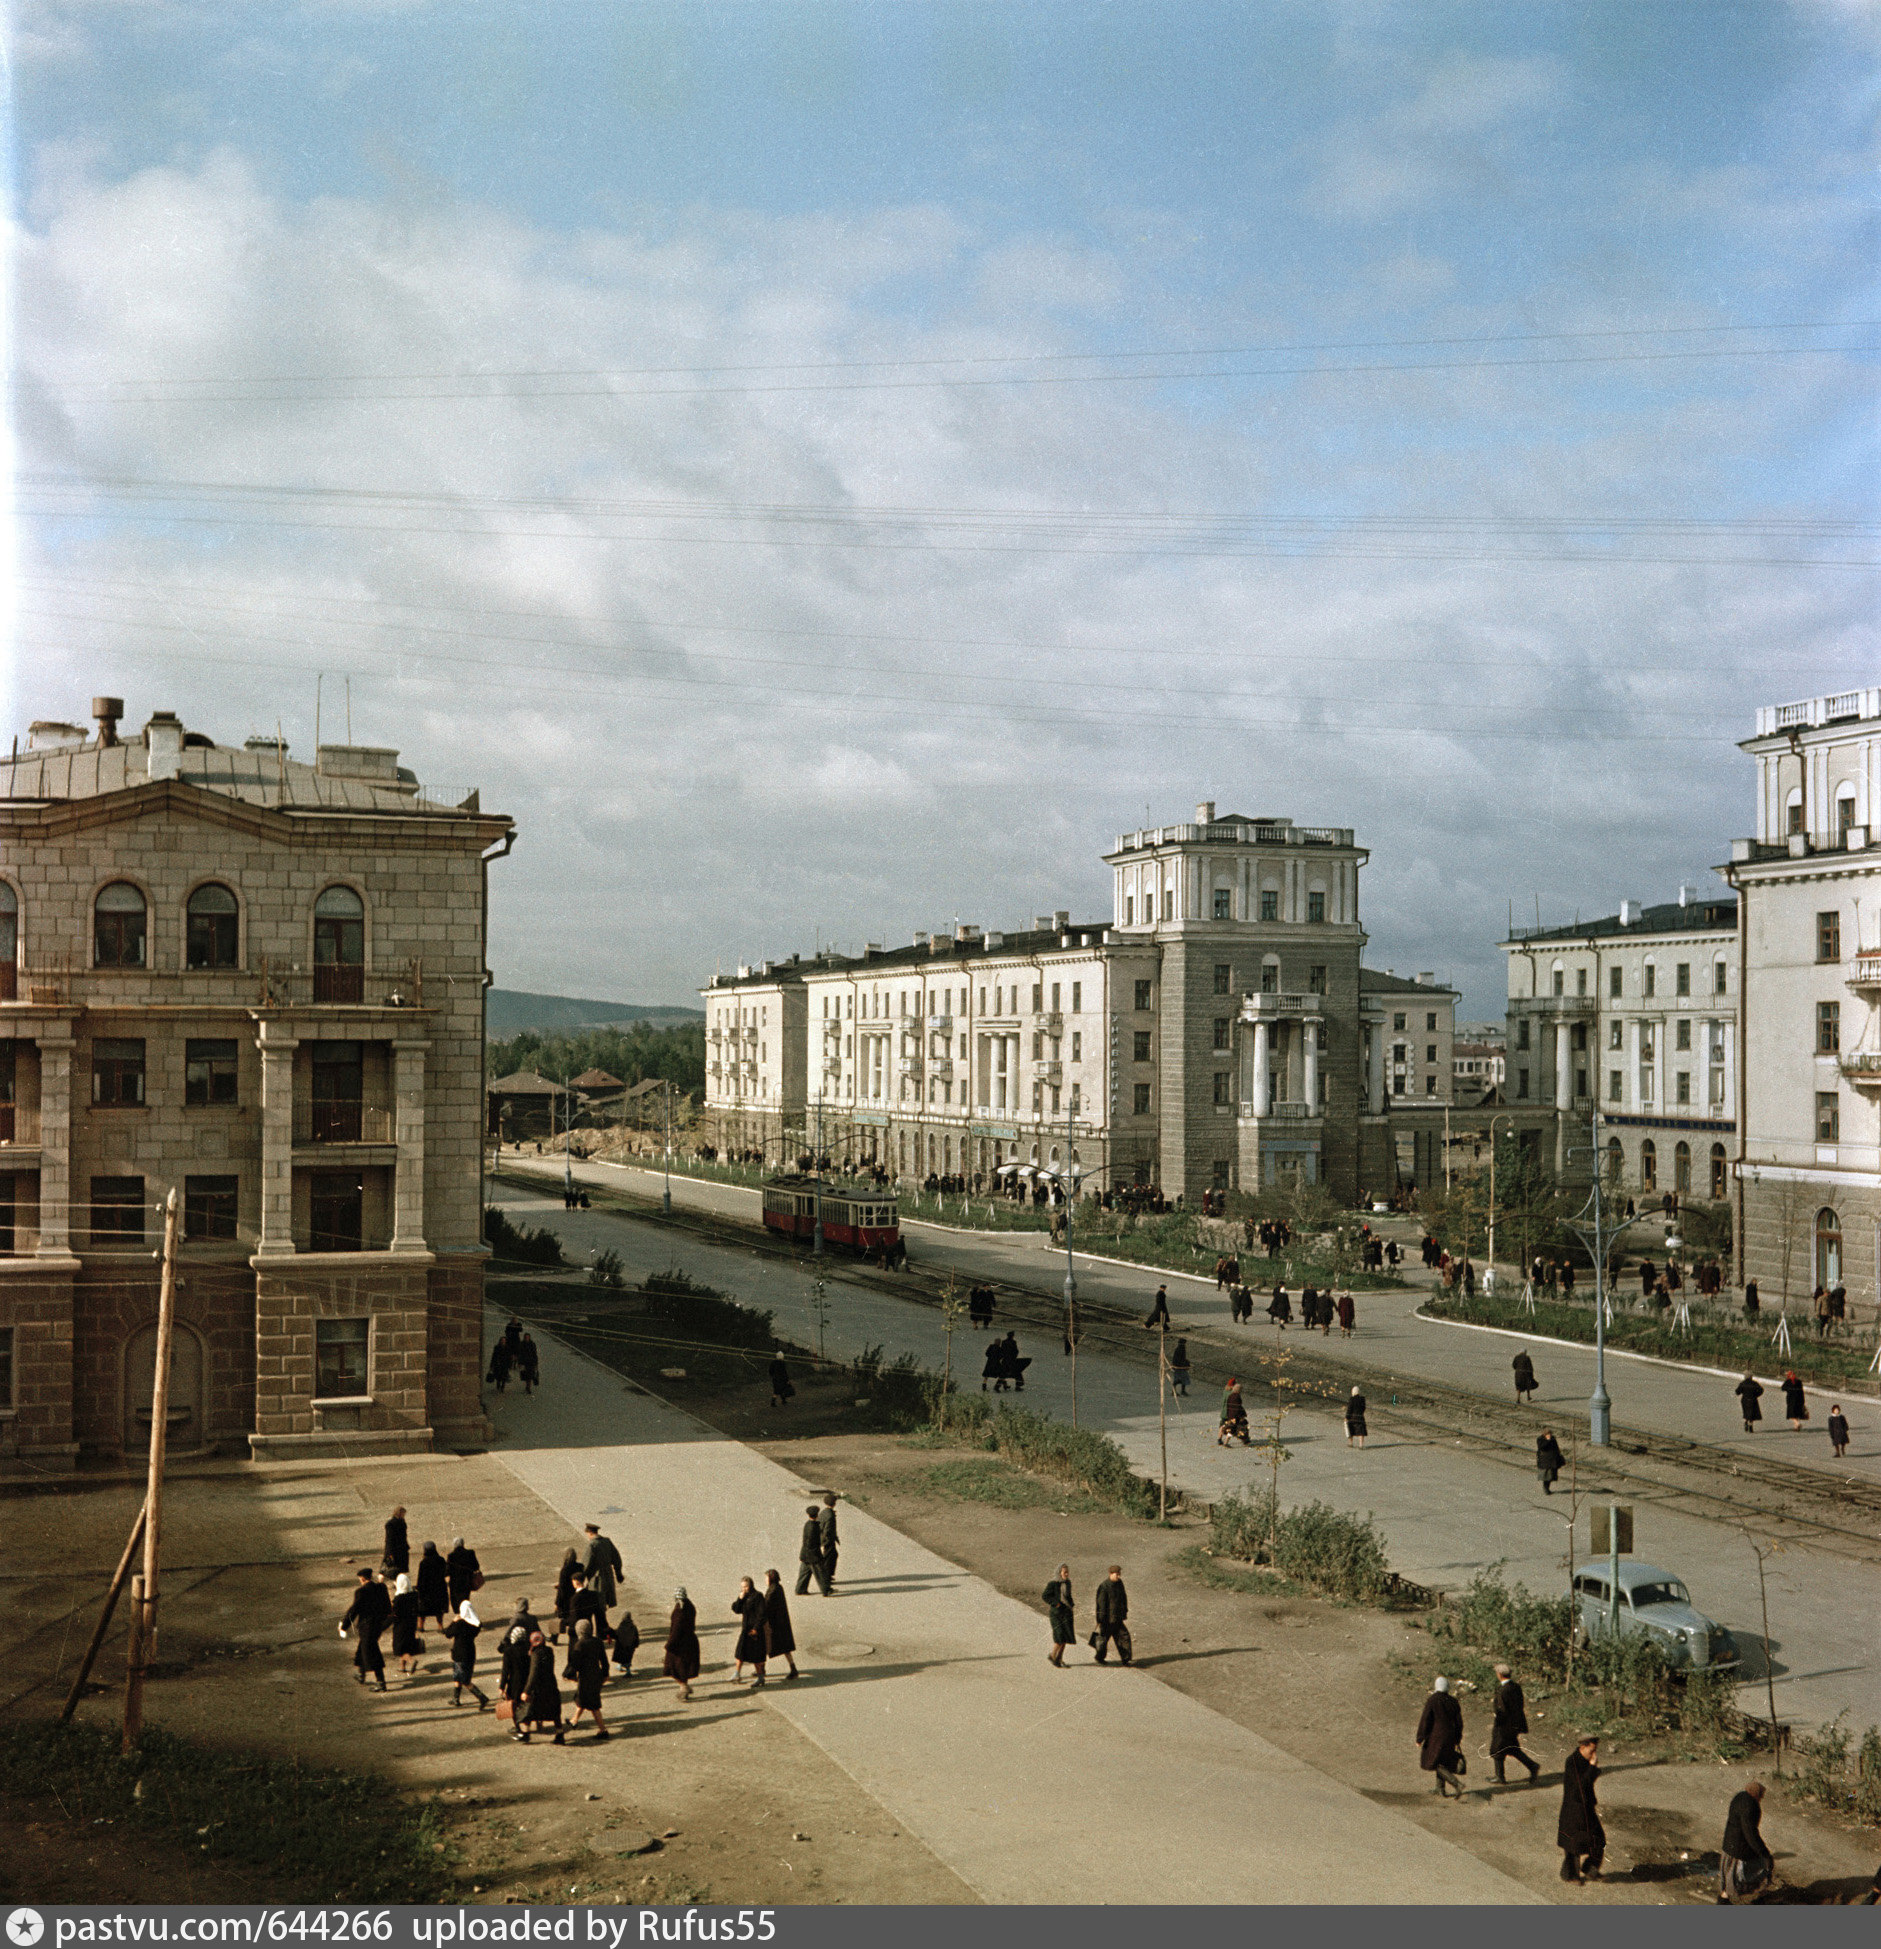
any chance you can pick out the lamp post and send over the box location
[662,1078,673,1217]
[1486,1110,1514,1281]
[812,1090,826,1258]
[1060,1106,1081,1427]
[1566,1111,1612,1446]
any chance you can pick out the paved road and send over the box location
[493,1169,1881,1735]
[482,1298,1537,1905]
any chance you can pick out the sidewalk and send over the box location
[482,1301,1536,1905]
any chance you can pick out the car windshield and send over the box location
[1629,1579,1690,1609]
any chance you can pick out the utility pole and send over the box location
[812,1091,825,1258]
[124,1188,179,1751]
[1565,1111,1612,1446]
[1486,1110,1512,1283]
[1062,1107,1080,1427]
[1157,1316,1169,1523]
[561,1071,574,1203]
[662,1079,673,1217]
[939,1275,964,1433]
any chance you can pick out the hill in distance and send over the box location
[487,988,704,1037]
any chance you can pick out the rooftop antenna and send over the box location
[315,674,322,754]
[345,676,353,744]
[275,720,288,802]
[1534,893,1542,933]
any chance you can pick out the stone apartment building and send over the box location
[702,802,1456,1203]
[1723,686,1881,1312]
[0,699,511,1470]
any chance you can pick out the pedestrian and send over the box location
[518,1629,565,1744]
[1512,1350,1538,1403]
[1092,1565,1132,1665]
[564,1617,612,1740]
[818,1492,841,1589]
[340,1567,392,1692]
[1782,1370,1808,1431]
[1718,1778,1773,1903]
[568,1566,609,1644]
[1536,1430,1565,1494]
[1743,1279,1760,1318]
[1268,1285,1291,1329]
[664,1587,701,1702]
[769,1351,795,1408]
[1169,1338,1191,1396]
[415,1539,449,1627]
[584,1522,624,1610]
[517,1334,540,1395]
[553,1547,579,1640]
[1814,1286,1831,1338]
[612,1605,642,1675]
[1736,1371,1764,1433]
[382,1505,410,1577]
[761,1569,799,1680]
[731,1575,769,1686]
[1230,1282,1251,1324]
[498,1617,532,1715]
[1345,1387,1368,1448]
[1490,1664,1541,1784]
[1219,1377,1249,1446]
[982,1337,1005,1392]
[445,1535,482,1610]
[389,1571,422,1682]
[795,1503,832,1596]
[486,1338,512,1392]
[1829,1404,1851,1459]
[1042,1564,1076,1667]
[1336,1291,1356,1337]
[999,1332,1031,1392]
[1415,1675,1466,1798]
[445,1598,491,1710]
[1557,1735,1606,1882]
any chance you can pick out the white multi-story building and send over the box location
[1723,686,1881,1309]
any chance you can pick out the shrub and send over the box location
[1209,1490,1394,1602]
[1434,1566,1577,1681]
[923,1397,1158,1514]
[483,1205,563,1266]
[638,1268,774,1350]
[588,1247,625,1288]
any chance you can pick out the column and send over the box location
[1252,1020,1270,1115]
[255,1023,298,1258]
[1303,1018,1319,1112]
[1722,1017,1736,1124]
[1240,1023,1256,1109]
[1554,1020,1572,1109]
[390,1038,429,1254]
[1628,1018,1641,1113]
[34,1029,74,1259]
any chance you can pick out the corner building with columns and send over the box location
[0,700,510,1470]
[703,801,1452,1204]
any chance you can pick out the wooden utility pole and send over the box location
[123,1188,180,1752]
[1157,1317,1169,1522]
[60,1500,147,1722]
[939,1275,963,1432]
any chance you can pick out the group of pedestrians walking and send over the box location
[981,1331,1031,1391]
[1734,1369,1854,1455]
[1040,1564,1132,1666]
[486,1317,541,1395]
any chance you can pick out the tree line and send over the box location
[488,1020,706,1098]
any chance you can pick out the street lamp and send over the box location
[1486,1110,1514,1281]
[1566,1110,1613,1446]
[812,1090,826,1258]
[662,1078,673,1217]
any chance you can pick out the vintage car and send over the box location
[1572,1560,1740,1672]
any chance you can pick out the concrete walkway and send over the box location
[483,1302,1535,1905]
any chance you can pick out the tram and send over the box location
[761,1173,900,1256]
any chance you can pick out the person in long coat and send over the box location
[498,1619,532,1712]
[794,1506,831,1597]
[1736,1372,1764,1432]
[1414,1675,1465,1797]
[769,1353,795,1408]
[444,1599,490,1710]
[564,1617,611,1741]
[1169,1340,1191,1397]
[1558,1736,1605,1881]
[1829,1405,1851,1460]
[1536,1430,1566,1494]
[1490,1664,1540,1783]
[1781,1370,1808,1431]
[1345,1387,1368,1448]
[1093,1566,1131,1665]
[732,1576,769,1687]
[818,1494,841,1588]
[664,1588,701,1701]
[415,1540,449,1627]
[999,1333,1029,1392]
[569,1568,610,1647]
[517,1630,565,1743]
[1336,1292,1356,1337]
[612,1606,642,1675]
[389,1571,421,1681]
[1042,1564,1075,1666]
[517,1335,540,1395]
[1718,1779,1773,1903]
[487,1339,512,1391]
[760,1569,799,1680]
[1267,1285,1291,1329]
[1512,1351,1538,1403]
[445,1536,481,1609]
[982,1338,1006,1392]
[382,1506,410,1576]
[339,1568,392,1691]
[552,1548,579,1641]
[584,1524,623,1609]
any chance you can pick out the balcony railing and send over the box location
[313,964,365,1004]
[1036,1010,1063,1033]
[1848,954,1881,990]
[927,1013,952,1033]
[0,1105,41,1147]
[0,965,14,1003]
[1033,1061,1062,1083]
[1837,1052,1881,1085]
[1250,1099,1317,1120]
[294,1103,395,1145]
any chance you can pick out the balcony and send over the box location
[0,1105,41,1149]
[313,964,365,1004]
[294,1102,395,1145]
[1240,990,1324,1019]
[1838,1052,1881,1088]
[1249,1099,1319,1121]
[1848,954,1881,992]
[898,1056,924,1076]
[1036,1010,1063,1034]
[1033,1061,1062,1084]
[928,1058,954,1081]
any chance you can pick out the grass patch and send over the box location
[916,1456,1101,1512]
[1786,1716,1881,1827]
[1174,1542,1312,1600]
[923,1394,1163,1517]
[0,1721,455,1903]
[1206,1489,1398,1603]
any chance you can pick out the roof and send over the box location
[704,921,1113,991]
[1360,968,1458,997]
[569,1068,624,1089]
[622,1077,666,1098]
[1507,897,1737,946]
[488,1070,569,1095]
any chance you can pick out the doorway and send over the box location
[123,1320,204,1453]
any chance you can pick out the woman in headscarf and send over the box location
[552,1547,580,1642]
[1782,1370,1809,1431]
[1042,1564,1075,1667]
[664,1588,701,1702]
[761,1570,798,1680]
[1345,1387,1368,1449]
[732,1576,769,1687]
[444,1599,490,1711]
[1336,1292,1356,1338]
[518,1629,565,1744]
[564,1617,611,1741]
[415,1540,449,1628]
[389,1571,422,1681]
[612,1604,642,1676]
[1169,1340,1191,1398]
[1735,1371,1764,1433]
[382,1505,409,1577]
[498,1616,533,1717]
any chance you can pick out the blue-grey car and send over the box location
[1572,1561,1739,1672]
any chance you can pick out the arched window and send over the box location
[1838,792,1858,843]
[185,883,239,970]
[313,886,364,1002]
[1709,1142,1727,1200]
[1674,1140,1691,1194]
[1640,1138,1657,1191]
[1816,1207,1843,1290]
[94,882,147,968]
[0,881,16,1001]
[1606,1136,1624,1183]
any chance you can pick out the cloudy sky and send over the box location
[7,1,1874,1016]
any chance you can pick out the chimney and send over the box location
[956,924,981,942]
[1053,909,1069,929]
[145,711,185,781]
[1618,899,1641,926]
[1197,800,1216,824]
[92,697,123,747]
[1417,972,1435,986]
[912,930,929,947]
[1677,883,1697,907]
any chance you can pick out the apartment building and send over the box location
[0,699,511,1469]
[702,802,1455,1202]
[1723,686,1881,1309]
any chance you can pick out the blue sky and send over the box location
[8,0,1877,1013]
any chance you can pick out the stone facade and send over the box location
[0,705,511,1467]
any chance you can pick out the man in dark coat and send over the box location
[518,1630,565,1743]
[415,1540,449,1625]
[818,1493,841,1589]
[1414,1676,1465,1797]
[1718,1779,1773,1903]
[1557,1735,1605,1881]
[1144,1285,1171,1328]
[382,1505,409,1576]
[731,1575,769,1687]
[568,1567,610,1644]
[1536,1430,1566,1494]
[1512,1351,1537,1403]
[1490,1664,1540,1783]
[999,1333,1029,1392]
[445,1536,481,1608]
[340,1568,392,1690]
[1736,1372,1764,1433]
[762,1568,799,1679]
[795,1504,832,1596]
[1093,1565,1132,1665]
[583,1523,623,1610]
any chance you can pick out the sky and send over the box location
[6,0,1877,1017]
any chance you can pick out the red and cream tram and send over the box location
[762,1174,900,1256]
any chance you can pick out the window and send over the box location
[1069,1084,1081,1113]
[1816,1206,1842,1289]
[1032,1082,1042,1112]
[1392,1074,1405,1095]
[1426,1045,1437,1063]
[1517,1068,1529,1099]
[1552,968,1564,996]
[1050,1086,1060,1115]
[1576,1068,1588,1099]
[1071,982,1082,1012]
[1714,959,1727,995]
[1644,963,1656,998]
[311,1041,364,1142]
[1393,1012,1406,1031]
[1425,1076,1437,1095]
[0,882,15,993]
[1124,896,1134,925]
[0,1322,10,1402]
[1134,979,1152,1010]
[90,1176,145,1240]
[1609,1069,1623,1101]
[184,1175,239,1240]
[1050,982,1061,1011]
[313,886,365,1001]
[1163,890,1174,921]
[185,883,239,969]
[1605,1136,1624,1180]
[309,1170,364,1252]
[1426,1012,1437,1032]
[1710,1143,1727,1200]
[1133,1083,1151,1114]
[1260,889,1277,921]
[1571,1023,1587,1052]
[1032,1032,1043,1060]
[1675,962,1690,997]
[1031,984,1043,1013]
[1675,1019,1690,1051]
[1070,1032,1082,1061]
[1213,888,1232,920]
[1212,1159,1230,1189]
[1309,965,1327,995]
[1609,1021,1623,1050]
[1576,968,1587,997]
[1610,965,1623,999]
[1640,1140,1657,1191]
[1307,891,1326,923]
[1213,1019,1230,1050]
[93,882,147,968]
[1818,1001,1841,1053]
[185,1039,238,1106]
[1214,963,1231,995]
[1817,1091,1840,1142]
[1839,795,1858,841]
[1516,1019,1530,1051]
[1213,1071,1232,1105]
[1787,798,1805,837]
[1640,1028,1655,1062]
[1392,1043,1406,1063]
[1133,1031,1152,1062]
[92,1038,146,1107]
[1818,910,1842,962]
[315,1316,370,1397]
[1260,963,1278,994]
[1676,1071,1690,1104]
